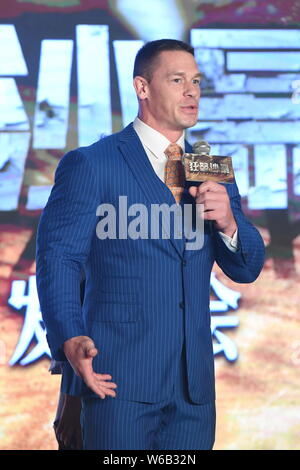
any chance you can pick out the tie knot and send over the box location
[164,143,183,161]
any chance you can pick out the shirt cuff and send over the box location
[218,229,239,252]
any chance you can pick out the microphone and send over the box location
[182,140,234,184]
[192,140,211,156]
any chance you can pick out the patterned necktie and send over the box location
[164,143,185,204]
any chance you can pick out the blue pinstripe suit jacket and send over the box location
[36,123,265,404]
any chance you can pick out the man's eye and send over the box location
[193,79,201,85]
[173,78,181,83]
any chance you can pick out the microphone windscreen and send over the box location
[192,140,211,155]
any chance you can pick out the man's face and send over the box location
[137,50,201,134]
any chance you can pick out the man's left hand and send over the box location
[189,181,237,238]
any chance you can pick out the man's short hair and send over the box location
[133,39,194,82]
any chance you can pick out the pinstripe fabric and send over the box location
[36,122,265,409]
[81,346,215,450]
[60,360,83,396]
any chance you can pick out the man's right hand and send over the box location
[63,336,117,399]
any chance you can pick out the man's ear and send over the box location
[133,76,149,100]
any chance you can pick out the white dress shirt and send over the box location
[133,117,238,251]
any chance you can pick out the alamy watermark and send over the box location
[95,196,204,250]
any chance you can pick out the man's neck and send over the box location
[137,114,184,143]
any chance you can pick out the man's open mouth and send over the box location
[181,105,198,113]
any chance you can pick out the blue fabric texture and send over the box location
[36,123,265,405]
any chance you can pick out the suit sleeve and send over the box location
[60,360,84,396]
[212,182,265,283]
[36,149,99,360]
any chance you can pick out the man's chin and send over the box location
[180,117,198,129]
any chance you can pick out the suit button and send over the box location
[179,301,185,309]
[182,260,187,266]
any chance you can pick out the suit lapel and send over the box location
[117,123,185,258]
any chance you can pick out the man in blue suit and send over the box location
[36,39,265,450]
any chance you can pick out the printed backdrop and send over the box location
[0,0,299,450]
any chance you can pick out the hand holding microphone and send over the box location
[185,141,237,237]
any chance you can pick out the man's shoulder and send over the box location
[76,123,136,157]
[76,132,118,156]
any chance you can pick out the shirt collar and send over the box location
[133,116,185,161]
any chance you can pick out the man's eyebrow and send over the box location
[167,71,203,79]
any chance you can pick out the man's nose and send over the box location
[184,82,200,98]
